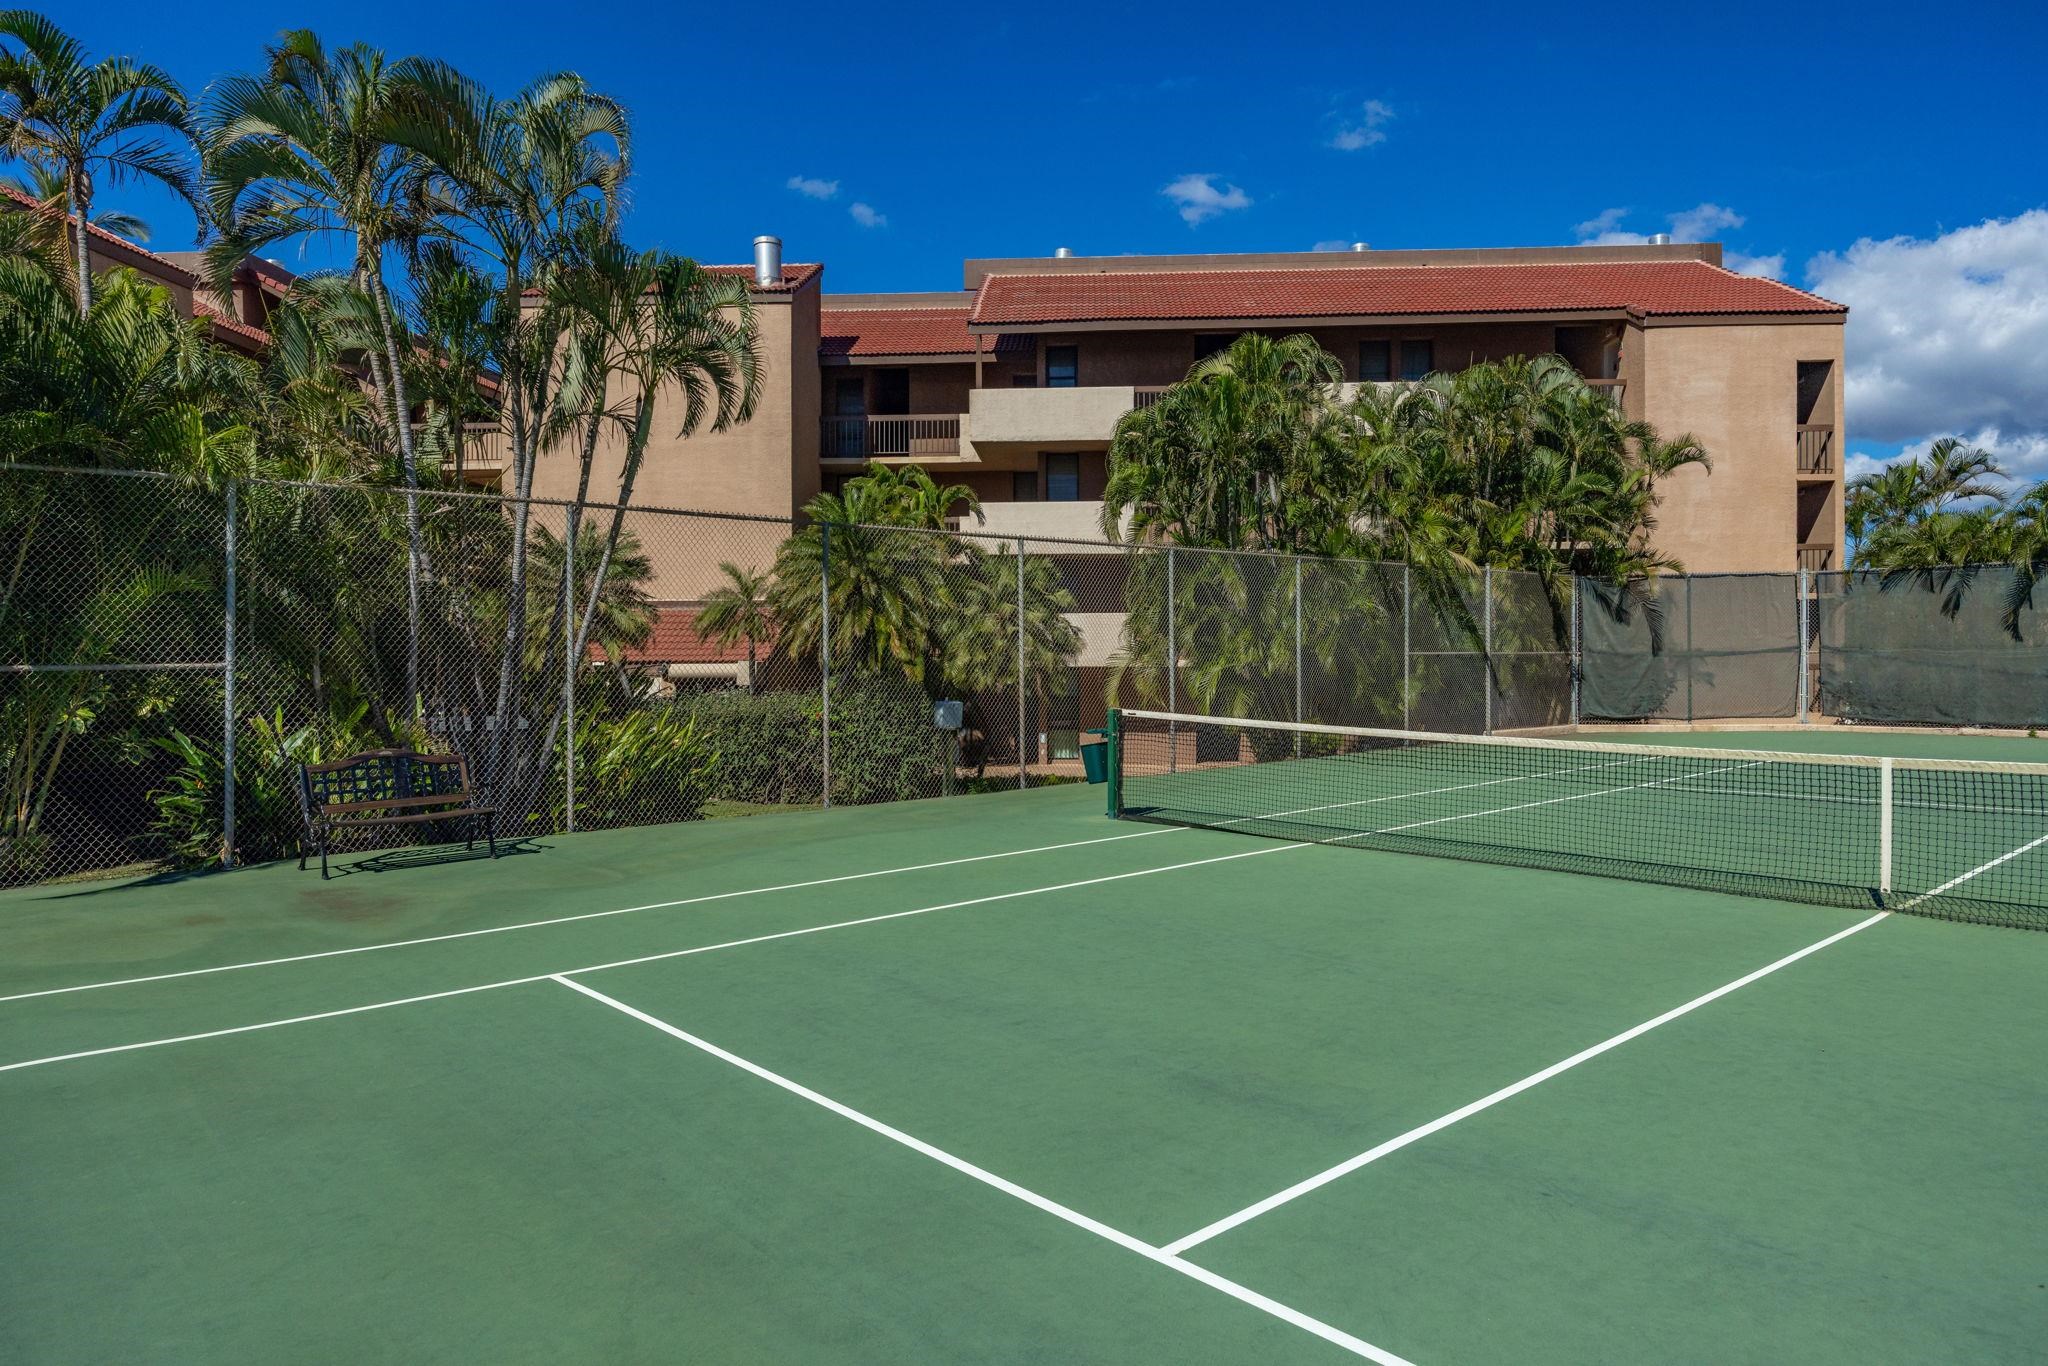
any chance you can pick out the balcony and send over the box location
[1797,543,1836,572]
[966,387,1145,447]
[1797,424,1835,476]
[412,422,510,484]
[955,499,1126,548]
[821,414,962,461]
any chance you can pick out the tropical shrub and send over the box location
[559,706,717,829]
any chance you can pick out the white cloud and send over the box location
[1330,99,1394,152]
[1163,173,1252,226]
[1723,250,1786,280]
[848,201,887,229]
[1807,211,2048,462]
[1668,202,1745,241]
[785,175,839,200]
[1574,207,1630,238]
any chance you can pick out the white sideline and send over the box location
[0,749,1646,1008]
[1159,910,1891,1257]
[551,976,1415,1366]
[0,827,1181,1005]
[0,841,1308,1074]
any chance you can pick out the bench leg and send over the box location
[298,839,306,872]
[319,827,330,880]
[486,812,498,860]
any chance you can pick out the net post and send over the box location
[1878,756,1894,897]
[1401,563,1412,732]
[1483,565,1495,735]
[1797,567,1811,724]
[819,522,832,809]
[1293,556,1304,755]
[221,479,237,870]
[1569,574,1582,729]
[563,502,579,833]
[1166,546,1177,774]
[1016,537,1028,791]
[1104,708,1121,818]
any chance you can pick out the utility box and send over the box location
[932,699,964,731]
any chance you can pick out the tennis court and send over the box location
[3,723,2045,1364]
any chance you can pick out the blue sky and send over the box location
[38,0,2048,475]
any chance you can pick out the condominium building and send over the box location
[530,237,1847,596]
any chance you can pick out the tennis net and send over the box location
[1109,709,2048,929]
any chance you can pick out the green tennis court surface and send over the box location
[3,728,2045,1364]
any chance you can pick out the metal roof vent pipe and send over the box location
[1350,242,1369,252]
[1646,233,1673,246]
[752,235,783,287]
[1053,246,1074,258]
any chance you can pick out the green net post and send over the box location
[1104,708,1122,818]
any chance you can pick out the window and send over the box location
[1045,345,1078,387]
[1047,670,1082,761]
[1193,333,1237,362]
[1045,453,1080,502]
[1012,470,1039,501]
[1011,373,1038,388]
[1358,340,1392,382]
[1399,340,1434,381]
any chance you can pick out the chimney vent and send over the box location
[1350,242,1369,252]
[1646,233,1673,246]
[752,235,783,286]
[1053,246,1074,258]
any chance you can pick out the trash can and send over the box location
[1080,729,1110,785]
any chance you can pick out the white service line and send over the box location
[1160,909,1891,1257]
[1356,761,1766,840]
[0,827,1182,1005]
[1889,830,2048,912]
[551,976,1415,1366]
[0,841,1309,1074]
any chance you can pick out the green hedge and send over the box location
[676,681,944,808]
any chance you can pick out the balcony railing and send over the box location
[1133,386,1169,410]
[821,414,962,460]
[1583,377,1626,408]
[1797,543,1835,572]
[1797,424,1835,475]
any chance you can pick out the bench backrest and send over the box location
[300,749,473,815]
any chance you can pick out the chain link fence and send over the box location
[5,464,1584,887]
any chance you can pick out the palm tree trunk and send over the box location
[365,264,425,710]
[68,167,92,317]
[486,361,539,794]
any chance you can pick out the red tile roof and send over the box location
[0,185,198,282]
[969,261,1845,326]
[819,305,1028,358]
[600,605,778,666]
[195,301,271,346]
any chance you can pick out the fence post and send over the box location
[1017,537,1028,790]
[1797,567,1811,724]
[1401,564,1412,732]
[819,522,832,809]
[1683,576,1695,725]
[563,503,579,833]
[1166,546,1177,774]
[1569,575,1581,728]
[221,480,237,869]
[1293,557,1304,755]
[1482,566,1495,735]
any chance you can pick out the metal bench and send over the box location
[298,749,497,879]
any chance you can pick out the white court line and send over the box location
[552,976,1415,1366]
[0,842,1308,1074]
[0,826,1183,1005]
[1889,829,2048,911]
[1160,909,1890,1257]
[1,749,1646,1008]
[1357,761,1765,839]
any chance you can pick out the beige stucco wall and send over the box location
[530,280,821,599]
[1635,319,1847,574]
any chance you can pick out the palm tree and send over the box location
[203,30,458,703]
[1919,437,2008,512]
[696,562,774,693]
[1104,331,1345,552]
[0,11,198,316]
